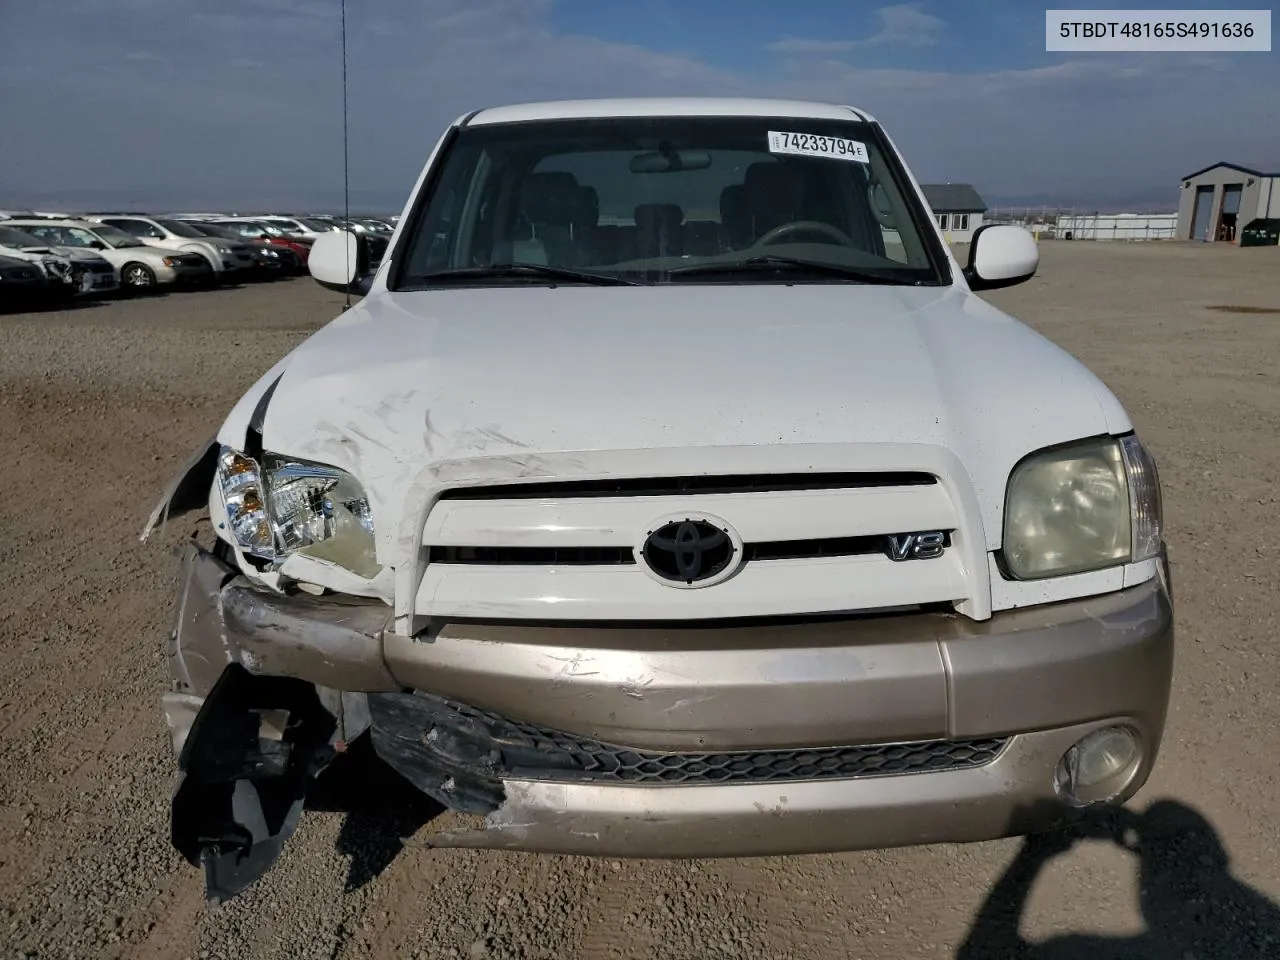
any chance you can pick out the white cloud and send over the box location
[767,4,945,55]
[766,38,858,55]
[1,0,1277,209]
[864,3,945,47]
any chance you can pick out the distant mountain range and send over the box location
[1,184,1181,218]
[979,186,1180,214]
[0,185,405,217]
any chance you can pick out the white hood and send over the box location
[224,284,1131,554]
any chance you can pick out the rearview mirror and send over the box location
[962,224,1038,291]
[308,229,371,294]
[629,149,712,174]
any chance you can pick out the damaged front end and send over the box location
[163,540,398,902]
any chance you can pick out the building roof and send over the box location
[1181,161,1280,181]
[920,183,988,213]
[468,97,875,125]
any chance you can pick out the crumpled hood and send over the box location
[41,245,111,265]
[234,284,1130,553]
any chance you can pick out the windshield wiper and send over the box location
[414,263,640,287]
[667,255,914,285]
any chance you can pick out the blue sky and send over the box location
[1,0,1277,212]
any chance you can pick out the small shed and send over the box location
[1177,163,1280,242]
[920,183,987,243]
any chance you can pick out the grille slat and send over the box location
[427,532,952,566]
[433,696,1006,785]
[437,471,936,501]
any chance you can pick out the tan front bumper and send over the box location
[166,543,1173,853]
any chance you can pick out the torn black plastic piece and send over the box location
[171,664,337,904]
[367,692,507,815]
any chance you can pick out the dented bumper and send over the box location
[165,540,1173,886]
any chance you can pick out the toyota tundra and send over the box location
[143,97,1174,903]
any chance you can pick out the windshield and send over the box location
[187,222,238,239]
[395,115,947,288]
[89,224,144,247]
[300,218,335,232]
[0,226,43,248]
[156,219,207,239]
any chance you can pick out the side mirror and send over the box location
[962,224,1038,291]
[308,229,371,294]
[88,241,106,250]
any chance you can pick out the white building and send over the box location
[1055,213,1178,241]
[920,183,986,243]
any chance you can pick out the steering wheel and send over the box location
[752,219,857,249]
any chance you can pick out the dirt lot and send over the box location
[2,241,1279,959]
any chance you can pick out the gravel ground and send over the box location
[2,242,1279,959]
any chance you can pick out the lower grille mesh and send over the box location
[440,697,1007,785]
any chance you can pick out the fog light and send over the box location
[1053,725,1142,806]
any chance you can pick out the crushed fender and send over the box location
[141,438,219,541]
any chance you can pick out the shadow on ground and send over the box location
[956,799,1280,959]
[305,737,444,893]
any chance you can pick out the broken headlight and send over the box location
[263,456,379,577]
[215,446,379,577]
[1001,434,1162,580]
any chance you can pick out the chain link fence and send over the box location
[984,207,1178,241]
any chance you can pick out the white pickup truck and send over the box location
[145,97,1173,904]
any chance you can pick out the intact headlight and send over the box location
[215,446,379,577]
[1002,434,1162,580]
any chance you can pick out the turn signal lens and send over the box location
[216,447,274,558]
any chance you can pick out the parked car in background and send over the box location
[7,219,214,292]
[0,224,119,298]
[253,216,330,239]
[207,218,312,265]
[87,215,257,283]
[0,253,53,310]
[303,216,390,265]
[181,221,305,277]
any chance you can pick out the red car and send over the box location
[209,219,311,265]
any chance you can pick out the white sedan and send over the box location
[88,215,257,282]
[8,220,214,292]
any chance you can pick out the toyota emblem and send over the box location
[638,515,742,587]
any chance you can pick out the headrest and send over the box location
[521,171,582,226]
[743,161,807,206]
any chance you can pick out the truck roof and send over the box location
[467,97,875,126]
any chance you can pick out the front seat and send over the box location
[740,161,809,243]
[503,171,583,265]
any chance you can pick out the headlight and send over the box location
[1002,434,1162,580]
[217,448,273,557]
[215,245,233,254]
[216,447,379,577]
[162,256,179,266]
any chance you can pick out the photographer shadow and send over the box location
[957,799,1280,959]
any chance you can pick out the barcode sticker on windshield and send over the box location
[767,130,869,163]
